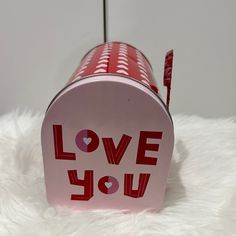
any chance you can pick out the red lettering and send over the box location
[53,124,76,160]
[75,129,99,152]
[136,131,162,165]
[98,176,119,194]
[102,134,132,165]
[124,173,150,198]
[68,170,94,201]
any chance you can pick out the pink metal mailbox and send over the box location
[41,42,174,212]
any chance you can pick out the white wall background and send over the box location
[0,0,103,114]
[108,0,236,118]
[0,0,236,117]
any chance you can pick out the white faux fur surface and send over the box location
[0,110,235,236]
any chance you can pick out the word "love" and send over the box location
[53,125,163,166]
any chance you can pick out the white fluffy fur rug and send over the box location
[0,110,235,236]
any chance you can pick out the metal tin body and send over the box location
[41,42,174,212]
[68,42,158,93]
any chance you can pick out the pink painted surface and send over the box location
[41,75,174,212]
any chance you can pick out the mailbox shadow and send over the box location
[160,139,189,210]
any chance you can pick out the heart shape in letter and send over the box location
[83,137,92,145]
[105,182,112,189]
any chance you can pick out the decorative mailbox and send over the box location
[41,42,174,212]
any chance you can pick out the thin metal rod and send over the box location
[103,0,107,43]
